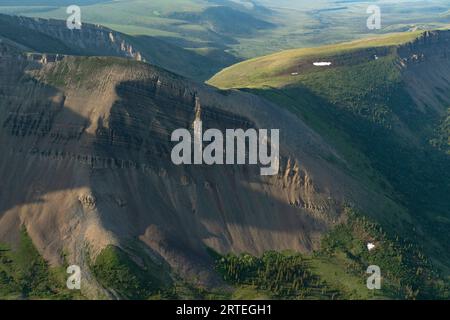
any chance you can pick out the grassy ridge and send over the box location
[208,31,422,89]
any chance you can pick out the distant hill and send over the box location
[1,0,449,60]
[168,5,275,36]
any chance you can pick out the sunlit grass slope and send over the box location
[208,31,422,89]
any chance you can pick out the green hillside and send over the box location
[208,31,422,89]
[0,229,83,299]
[209,30,450,283]
[211,208,449,300]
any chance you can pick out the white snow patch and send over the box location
[313,62,332,66]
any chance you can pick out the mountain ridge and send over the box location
[0,13,236,80]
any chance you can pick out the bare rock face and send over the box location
[397,31,450,119]
[399,30,450,61]
[6,15,143,61]
[0,42,403,290]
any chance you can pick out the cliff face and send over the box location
[0,13,235,81]
[0,39,403,292]
[399,31,450,117]
[398,30,450,61]
[0,13,143,60]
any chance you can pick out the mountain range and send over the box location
[0,9,449,300]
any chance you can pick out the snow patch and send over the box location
[313,62,332,66]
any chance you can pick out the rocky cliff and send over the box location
[0,13,143,60]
